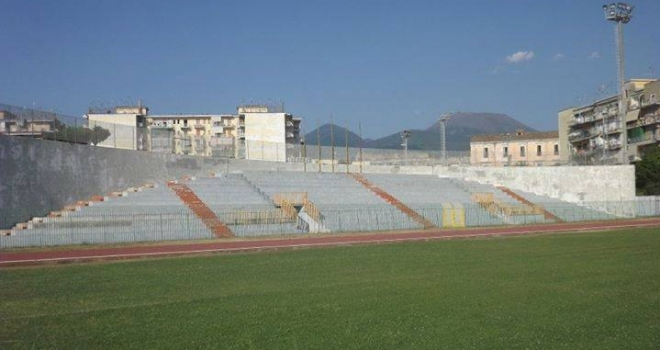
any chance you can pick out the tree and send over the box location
[49,118,111,145]
[635,147,660,195]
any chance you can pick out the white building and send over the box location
[238,105,301,162]
[84,104,302,161]
[85,106,148,150]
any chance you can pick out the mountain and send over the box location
[366,112,536,151]
[304,123,364,147]
[303,113,537,151]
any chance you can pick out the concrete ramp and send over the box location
[298,209,330,233]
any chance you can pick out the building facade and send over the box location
[238,105,301,162]
[558,78,659,165]
[85,106,149,150]
[470,130,560,167]
[84,104,302,162]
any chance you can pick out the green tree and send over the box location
[635,147,660,195]
[50,118,111,145]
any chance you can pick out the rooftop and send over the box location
[471,130,559,143]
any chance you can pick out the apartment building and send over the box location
[0,110,54,136]
[558,78,659,164]
[84,104,302,161]
[237,105,302,162]
[470,130,560,167]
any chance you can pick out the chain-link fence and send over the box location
[290,144,470,166]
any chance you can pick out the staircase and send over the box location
[496,186,562,223]
[167,182,233,238]
[349,174,437,229]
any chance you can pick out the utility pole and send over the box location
[400,130,411,165]
[301,128,306,172]
[317,119,321,172]
[330,121,335,173]
[359,122,363,174]
[345,123,349,174]
[603,2,634,164]
[439,113,452,166]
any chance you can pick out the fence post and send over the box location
[159,213,163,241]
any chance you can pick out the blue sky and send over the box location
[2,0,658,138]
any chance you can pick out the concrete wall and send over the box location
[0,134,637,228]
[447,165,635,203]
[87,114,138,150]
[245,113,286,162]
[0,135,226,229]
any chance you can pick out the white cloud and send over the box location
[506,51,535,64]
[589,51,601,59]
[553,53,566,61]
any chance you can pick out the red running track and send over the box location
[2,218,660,267]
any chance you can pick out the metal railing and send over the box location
[1,200,657,249]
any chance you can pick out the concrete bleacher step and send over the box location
[349,173,437,229]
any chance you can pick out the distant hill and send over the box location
[304,123,363,147]
[304,113,536,151]
[366,112,536,151]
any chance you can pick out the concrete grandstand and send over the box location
[1,134,656,249]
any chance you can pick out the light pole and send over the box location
[439,113,452,166]
[400,130,411,165]
[603,2,633,164]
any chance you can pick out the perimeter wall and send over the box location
[445,165,636,203]
[0,135,226,229]
[0,135,637,228]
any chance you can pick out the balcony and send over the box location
[629,133,658,145]
[633,111,660,128]
[568,129,597,142]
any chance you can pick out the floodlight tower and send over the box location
[603,2,633,164]
[439,113,452,166]
[400,130,411,165]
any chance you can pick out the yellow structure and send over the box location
[470,130,560,166]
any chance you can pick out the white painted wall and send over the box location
[86,114,138,150]
[446,165,635,203]
[244,113,286,162]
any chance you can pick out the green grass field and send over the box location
[1,228,660,349]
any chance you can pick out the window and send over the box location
[554,144,559,155]
[503,146,509,157]
[483,147,489,158]
[537,145,542,156]
[520,146,526,157]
